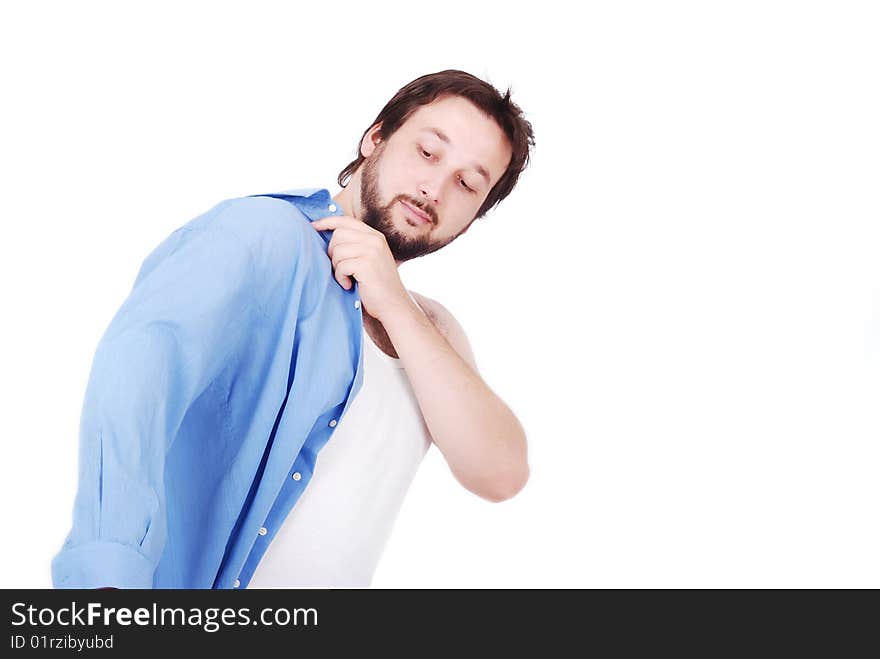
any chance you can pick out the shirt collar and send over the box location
[247,187,345,245]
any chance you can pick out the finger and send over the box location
[334,257,361,291]
[310,216,339,231]
[329,243,361,270]
[327,227,367,259]
[310,215,359,231]
[314,216,384,244]
[328,259,352,290]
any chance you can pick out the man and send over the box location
[51,69,535,589]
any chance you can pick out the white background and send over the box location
[1,1,878,588]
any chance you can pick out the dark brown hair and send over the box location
[337,69,535,220]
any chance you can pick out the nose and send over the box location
[418,182,440,207]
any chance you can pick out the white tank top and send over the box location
[247,293,433,588]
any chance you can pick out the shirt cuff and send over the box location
[51,540,156,589]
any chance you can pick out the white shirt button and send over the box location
[329,419,337,427]
[328,204,337,212]
[354,300,361,310]
[258,527,267,536]
[292,471,302,481]
[234,579,241,588]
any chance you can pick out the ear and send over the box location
[360,122,383,158]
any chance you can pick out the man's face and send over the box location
[357,95,513,263]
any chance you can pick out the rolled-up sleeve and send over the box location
[51,198,270,589]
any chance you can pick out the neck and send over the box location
[331,186,356,220]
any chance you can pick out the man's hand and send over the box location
[310,215,412,323]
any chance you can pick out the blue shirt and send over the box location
[51,188,365,589]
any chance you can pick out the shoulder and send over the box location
[208,195,327,278]
[212,196,316,249]
[409,291,479,372]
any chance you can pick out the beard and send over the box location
[358,144,459,263]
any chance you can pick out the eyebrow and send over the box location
[421,127,492,187]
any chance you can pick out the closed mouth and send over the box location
[400,200,432,225]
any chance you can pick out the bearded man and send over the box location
[52,69,536,589]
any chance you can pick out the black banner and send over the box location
[1,589,875,653]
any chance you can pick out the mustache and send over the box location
[392,195,437,224]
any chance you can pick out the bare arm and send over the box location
[381,294,529,502]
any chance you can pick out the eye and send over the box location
[420,147,433,159]
[458,176,474,192]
